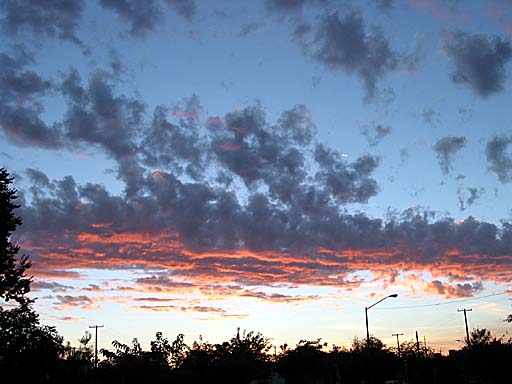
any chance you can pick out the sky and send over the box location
[1,0,512,354]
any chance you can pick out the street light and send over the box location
[365,294,398,348]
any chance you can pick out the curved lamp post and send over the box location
[365,294,398,348]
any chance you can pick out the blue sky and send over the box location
[1,0,511,352]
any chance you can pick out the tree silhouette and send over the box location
[460,328,512,384]
[0,168,64,382]
[277,339,333,384]
[0,167,31,305]
[467,327,494,348]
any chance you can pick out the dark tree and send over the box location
[0,168,64,382]
[0,167,31,306]
[277,339,334,384]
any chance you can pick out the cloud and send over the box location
[422,107,441,128]
[62,70,145,158]
[266,0,317,13]
[432,136,467,175]
[98,0,164,36]
[0,105,63,148]
[240,290,319,303]
[370,0,395,11]
[486,136,512,183]
[443,30,512,97]
[141,104,205,179]
[362,123,391,147]
[239,22,263,37]
[82,284,103,292]
[8,98,512,297]
[165,0,196,20]
[60,68,147,195]
[17,164,512,294]
[133,296,177,302]
[134,304,227,314]
[298,11,401,100]
[98,0,196,37]
[408,0,467,21]
[457,186,484,211]
[54,294,94,309]
[0,50,62,148]
[0,50,52,98]
[0,0,84,44]
[424,280,483,298]
[31,280,74,292]
[315,144,380,203]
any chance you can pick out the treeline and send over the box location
[1,318,512,384]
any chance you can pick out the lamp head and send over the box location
[389,294,398,298]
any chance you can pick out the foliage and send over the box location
[0,167,31,305]
[174,329,272,384]
[467,327,494,347]
[63,331,94,362]
[395,339,435,358]
[0,168,64,382]
[350,335,385,352]
[0,305,64,381]
[460,328,512,384]
[277,339,333,384]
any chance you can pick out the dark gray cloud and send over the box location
[240,290,318,302]
[0,50,62,148]
[0,105,63,148]
[458,105,472,124]
[432,136,467,175]
[12,98,512,288]
[239,22,263,37]
[32,280,73,292]
[425,280,483,298]
[370,0,395,11]
[266,0,311,13]
[99,0,196,36]
[54,294,93,308]
[61,68,146,195]
[400,148,409,165]
[0,0,84,44]
[98,0,163,36]
[486,136,512,183]
[165,0,196,20]
[17,102,384,255]
[443,30,512,97]
[457,186,484,211]
[0,50,52,99]
[299,11,400,100]
[362,123,391,146]
[422,107,441,128]
[315,144,380,203]
[18,167,512,288]
[141,104,205,179]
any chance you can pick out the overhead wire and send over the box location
[374,291,511,310]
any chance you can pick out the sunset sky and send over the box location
[1,0,512,353]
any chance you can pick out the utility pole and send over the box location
[424,336,427,354]
[457,308,472,346]
[89,324,104,367]
[415,331,420,355]
[365,306,370,347]
[392,333,404,356]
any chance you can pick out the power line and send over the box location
[375,291,510,310]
